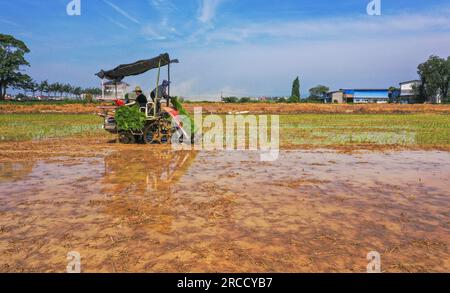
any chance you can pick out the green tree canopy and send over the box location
[83,87,102,96]
[289,76,300,103]
[308,85,329,100]
[222,96,239,103]
[417,55,450,103]
[0,34,31,99]
[239,97,252,103]
[38,80,49,97]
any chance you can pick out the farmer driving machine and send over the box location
[96,53,190,144]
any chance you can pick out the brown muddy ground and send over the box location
[184,103,450,114]
[1,102,450,114]
[0,139,449,272]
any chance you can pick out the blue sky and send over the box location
[1,0,450,99]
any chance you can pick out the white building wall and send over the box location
[400,81,420,97]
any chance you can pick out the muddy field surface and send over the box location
[0,139,449,272]
[184,103,450,114]
[1,102,450,114]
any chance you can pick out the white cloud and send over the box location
[150,0,177,12]
[143,0,178,41]
[103,0,140,24]
[202,13,450,44]
[198,0,223,24]
[126,9,450,99]
[141,25,167,40]
[71,3,450,100]
[103,15,129,30]
[171,79,198,97]
[97,6,450,99]
[172,32,450,99]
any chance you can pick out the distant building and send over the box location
[327,91,344,103]
[101,81,129,100]
[343,89,389,103]
[399,80,421,103]
[399,80,444,104]
[258,96,281,102]
[327,89,389,104]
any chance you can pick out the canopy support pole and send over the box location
[101,78,105,100]
[114,81,118,100]
[154,59,161,117]
[167,62,171,107]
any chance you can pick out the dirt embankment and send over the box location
[0,103,108,114]
[1,102,450,114]
[184,103,450,114]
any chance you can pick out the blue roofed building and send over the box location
[327,89,390,104]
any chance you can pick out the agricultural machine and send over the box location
[96,53,189,144]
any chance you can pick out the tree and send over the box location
[289,77,300,103]
[19,78,38,97]
[0,34,31,100]
[12,73,33,96]
[388,86,398,92]
[308,85,329,100]
[445,56,450,103]
[73,86,83,100]
[417,55,450,103]
[54,82,64,98]
[82,87,101,101]
[63,83,72,98]
[222,96,238,103]
[239,97,252,103]
[29,80,38,97]
[388,86,400,103]
[48,82,59,97]
[38,80,49,97]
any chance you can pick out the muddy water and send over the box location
[0,149,449,272]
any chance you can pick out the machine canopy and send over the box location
[95,53,173,81]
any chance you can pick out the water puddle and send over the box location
[0,149,449,272]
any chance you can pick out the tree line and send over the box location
[415,55,450,103]
[221,79,329,103]
[14,78,102,100]
[222,55,450,104]
[0,33,101,101]
[282,57,450,104]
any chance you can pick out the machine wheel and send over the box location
[118,132,136,144]
[143,120,172,144]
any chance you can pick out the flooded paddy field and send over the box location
[0,139,448,272]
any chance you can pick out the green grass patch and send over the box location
[279,114,450,146]
[0,114,106,141]
[0,113,448,148]
[0,100,103,106]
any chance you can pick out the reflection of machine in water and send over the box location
[101,149,197,232]
[102,148,197,195]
